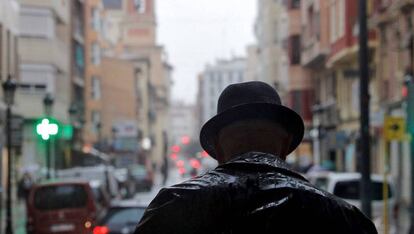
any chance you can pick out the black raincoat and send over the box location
[135,152,377,234]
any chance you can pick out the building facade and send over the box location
[198,58,247,125]
[84,0,105,147]
[70,0,86,150]
[102,0,172,169]
[16,0,71,173]
[255,0,289,101]
[301,0,337,167]
[369,0,414,207]
[168,101,197,146]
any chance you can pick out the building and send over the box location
[255,0,289,101]
[69,0,86,150]
[0,0,19,194]
[369,0,414,207]
[198,58,247,125]
[168,101,197,146]
[325,0,378,172]
[102,0,172,169]
[15,0,72,172]
[301,0,336,167]
[245,45,260,82]
[84,0,105,147]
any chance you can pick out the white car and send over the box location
[307,172,396,234]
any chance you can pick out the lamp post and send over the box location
[43,93,54,179]
[3,75,17,234]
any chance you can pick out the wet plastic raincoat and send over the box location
[135,152,377,234]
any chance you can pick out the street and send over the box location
[134,167,189,205]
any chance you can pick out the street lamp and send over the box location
[3,75,17,234]
[43,93,54,116]
[43,93,54,179]
[68,103,77,123]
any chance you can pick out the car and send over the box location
[128,164,154,192]
[307,172,397,233]
[57,165,119,198]
[93,200,147,234]
[26,180,98,234]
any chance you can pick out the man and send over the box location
[135,81,377,234]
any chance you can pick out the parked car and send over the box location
[93,200,147,234]
[26,181,97,234]
[307,172,396,233]
[128,164,154,192]
[58,165,119,198]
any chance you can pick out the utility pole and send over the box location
[358,0,372,218]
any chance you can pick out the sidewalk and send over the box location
[14,199,26,234]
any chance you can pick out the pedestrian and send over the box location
[18,172,33,201]
[134,81,377,234]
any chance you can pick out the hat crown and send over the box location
[217,81,282,114]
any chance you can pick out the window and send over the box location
[333,180,392,201]
[74,42,85,78]
[20,7,55,38]
[329,0,345,42]
[291,90,302,114]
[34,185,88,210]
[91,76,101,100]
[133,0,146,14]
[91,111,101,133]
[103,0,123,9]
[289,0,300,9]
[92,7,101,31]
[91,42,101,65]
[289,35,301,65]
[103,207,146,225]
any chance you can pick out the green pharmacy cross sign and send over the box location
[36,118,59,140]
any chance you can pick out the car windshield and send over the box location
[104,207,146,225]
[34,184,88,210]
[333,180,392,201]
[131,166,147,177]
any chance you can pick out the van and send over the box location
[26,181,97,234]
[307,172,396,233]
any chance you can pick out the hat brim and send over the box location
[200,103,305,159]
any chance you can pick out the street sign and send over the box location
[36,118,59,140]
[384,116,406,141]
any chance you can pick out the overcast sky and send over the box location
[156,0,257,104]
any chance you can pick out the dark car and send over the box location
[93,200,147,234]
[128,165,153,192]
[26,181,97,234]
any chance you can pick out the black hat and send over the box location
[199,81,304,159]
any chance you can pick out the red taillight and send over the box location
[93,226,109,234]
[190,159,201,169]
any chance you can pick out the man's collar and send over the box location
[219,151,307,181]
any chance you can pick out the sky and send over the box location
[156,0,257,104]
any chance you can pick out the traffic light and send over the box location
[36,118,59,140]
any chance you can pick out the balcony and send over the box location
[19,37,70,74]
[19,0,70,24]
[301,35,329,68]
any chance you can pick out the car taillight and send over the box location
[85,220,92,229]
[93,226,109,234]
